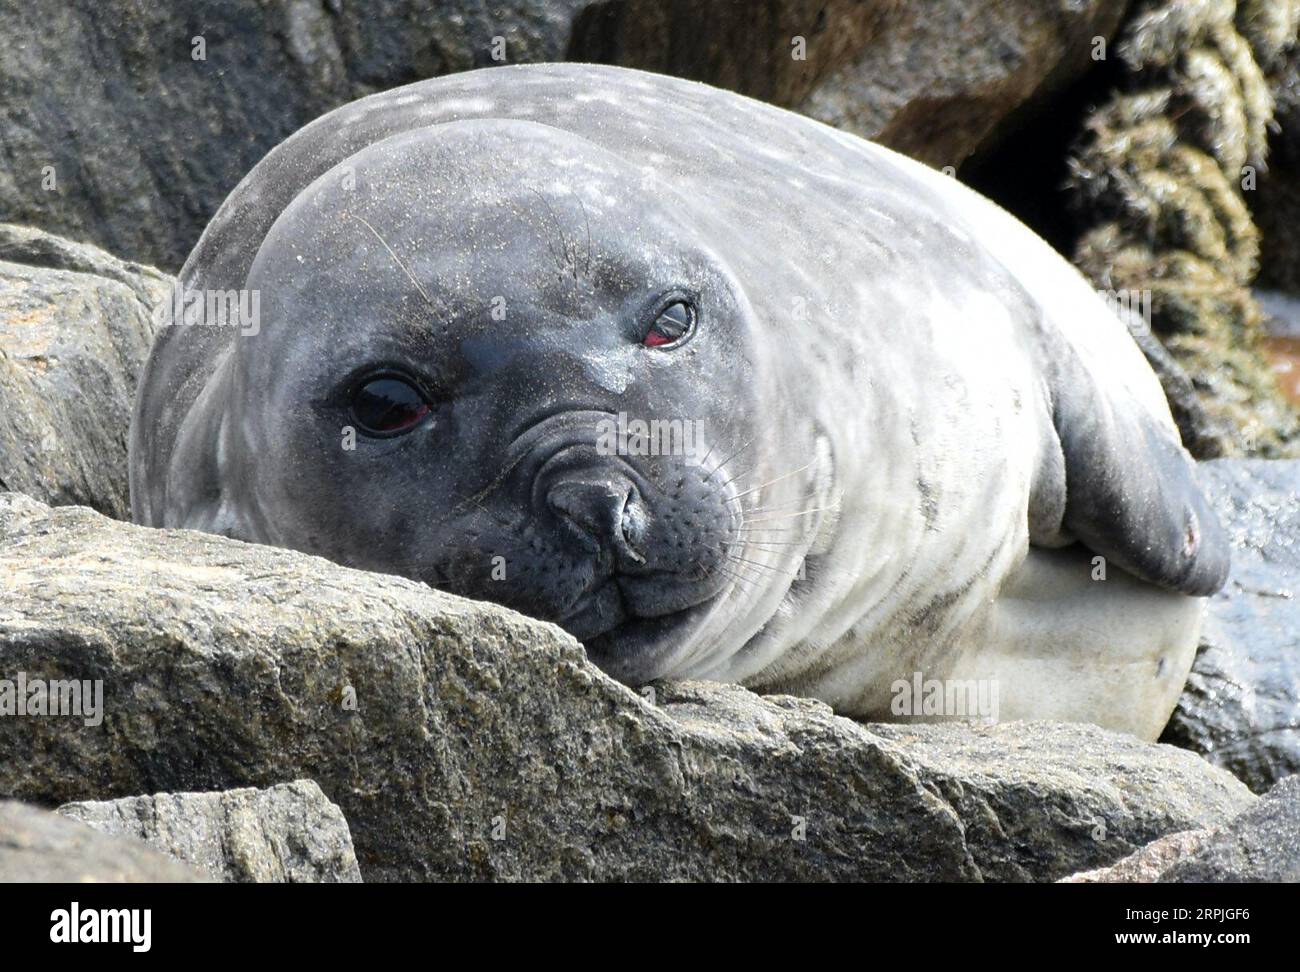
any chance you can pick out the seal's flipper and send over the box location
[1035,339,1230,597]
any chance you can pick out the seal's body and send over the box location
[131,64,1229,741]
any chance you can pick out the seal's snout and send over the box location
[546,474,647,566]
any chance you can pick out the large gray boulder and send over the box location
[0,0,593,270]
[58,780,362,883]
[0,224,170,519]
[1163,460,1300,792]
[0,492,1253,882]
[572,0,1129,168]
[0,0,1127,270]
[0,801,206,882]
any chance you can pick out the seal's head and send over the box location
[170,120,826,681]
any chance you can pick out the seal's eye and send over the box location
[643,300,695,348]
[351,376,431,436]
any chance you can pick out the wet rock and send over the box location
[58,780,361,883]
[1162,459,1300,792]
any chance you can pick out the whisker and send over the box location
[740,492,828,518]
[703,433,759,482]
[743,504,840,525]
[579,195,593,275]
[730,461,815,502]
[718,465,762,493]
[708,563,760,591]
[726,555,789,576]
[693,438,720,473]
[741,494,823,515]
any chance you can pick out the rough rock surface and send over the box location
[0,0,593,270]
[0,492,1253,881]
[1062,773,1300,881]
[1059,829,1212,882]
[58,780,361,883]
[1160,773,1300,881]
[0,224,170,519]
[573,0,1130,170]
[0,800,206,882]
[0,0,1127,271]
[1163,460,1300,792]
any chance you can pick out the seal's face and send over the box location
[225,123,801,680]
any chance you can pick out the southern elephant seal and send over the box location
[130,64,1230,741]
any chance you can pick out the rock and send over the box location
[1062,773,1300,882]
[861,720,1251,882]
[58,780,361,883]
[0,1,1128,271]
[0,800,206,882]
[1162,459,1300,792]
[0,224,171,519]
[0,493,1253,881]
[1160,773,1300,881]
[1059,829,1212,882]
[573,0,1130,170]
[0,1,597,271]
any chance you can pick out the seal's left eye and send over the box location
[351,376,431,436]
[643,300,695,348]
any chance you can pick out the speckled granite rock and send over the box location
[1061,773,1300,882]
[58,780,361,883]
[1059,830,1213,882]
[0,224,170,518]
[1160,773,1300,881]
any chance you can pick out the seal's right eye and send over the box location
[643,300,696,348]
[351,376,431,437]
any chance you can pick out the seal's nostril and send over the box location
[547,478,623,541]
[619,495,648,565]
[546,476,645,563]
